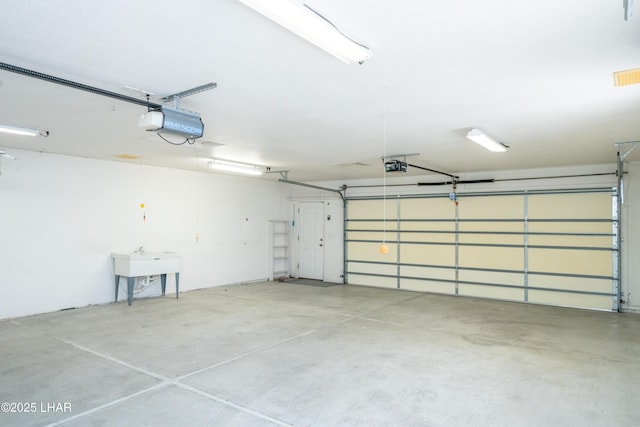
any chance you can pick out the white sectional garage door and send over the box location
[346,189,618,311]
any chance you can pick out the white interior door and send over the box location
[298,202,324,280]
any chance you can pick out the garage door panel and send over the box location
[458,284,524,301]
[348,200,397,219]
[528,275,612,294]
[347,230,388,241]
[459,222,523,232]
[399,221,455,231]
[528,193,612,219]
[459,246,524,270]
[401,265,455,281]
[400,244,455,266]
[347,261,396,276]
[401,198,453,219]
[348,241,397,261]
[402,232,455,243]
[529,248,612,277]
[458,196,524,219]
[528,222,612,234]
[347,259,397,289]
[348,221,398,231]
[528,234,611,248]
[348,274,397,289]
[528,290,612,310]
[458,233,523,245]
[400,278,456,294]
[458,269,524,287]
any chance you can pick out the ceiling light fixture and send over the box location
[466,129,508,152]
[236,0,371,64]
[208,159,264,176]
[0,124,42,137]
[624,0,634,20]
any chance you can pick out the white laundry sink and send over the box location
[111,251,181,305]
[111,252,181,277]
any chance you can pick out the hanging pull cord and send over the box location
[450,181,458,206]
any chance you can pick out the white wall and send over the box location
[0,150,285,320]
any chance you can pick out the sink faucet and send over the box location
[138,246,144,254]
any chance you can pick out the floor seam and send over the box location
[177,328,319,380]
[174,382,294,427]
[11,320,169,381]
[42,383,168,427]
[10,319,315,426]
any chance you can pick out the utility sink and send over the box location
[112,251,181,277]
[111,251,181,305]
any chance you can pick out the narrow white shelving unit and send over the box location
[268,220,290,281]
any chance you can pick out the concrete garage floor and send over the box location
[1,281,639,427]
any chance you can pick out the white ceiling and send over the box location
[1,0,639,182]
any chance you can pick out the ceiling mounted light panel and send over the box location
[466,129,508,152]
[236,0,371,64]
[208,159,264,176]
[0,124,40,136]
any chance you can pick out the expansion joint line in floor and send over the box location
[174,383,294,427]
[42,383,168,427]
[12,320,306,427]
[12,320,169,381]
[177,328,319,380]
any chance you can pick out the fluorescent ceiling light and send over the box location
[208,159,264,176]
[624,0,634,20]
[0,124,40,136]
[236,0,371,64]
[466,129,508,152]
